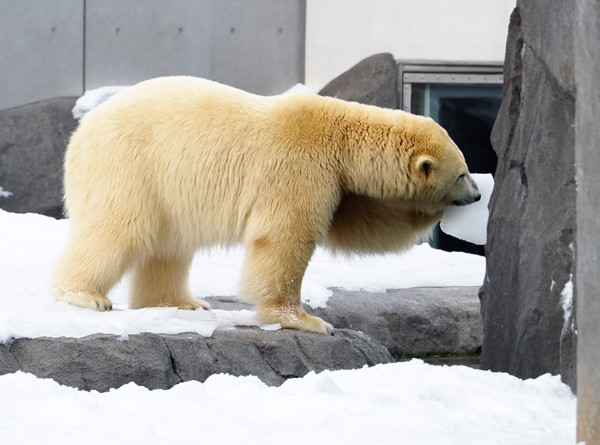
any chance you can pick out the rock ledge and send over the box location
[1,328,392,392]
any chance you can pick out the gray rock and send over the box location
[0,344,19,375]
[319,53,398,109]
[208,287,482,360]
[518,1,574,93]
[6,328,392,392]
[0,97,78,218]
[311,287,482,359]
[479,3,577,389]
[10,334,179,391]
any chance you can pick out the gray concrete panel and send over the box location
[575,0,600,441]
[0,0,83,110]
[85,0,213,89]
[1,0,305,108]
[211,0,305,95]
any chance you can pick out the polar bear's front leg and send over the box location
[52,227,136,311]
[241,235,333,335]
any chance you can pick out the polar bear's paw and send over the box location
[257,303,333,335]
[288,313,334,335]
[53,286,113,312]
[177,298,211,311]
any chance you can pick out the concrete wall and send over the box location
[305,0,515,90]
[1,0,84,109]
[0,0,306,110]
[575,0,600,441]
[2,0,516,108]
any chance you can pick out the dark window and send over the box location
[399,64,503,255]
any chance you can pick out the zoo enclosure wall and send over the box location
[1,0,515,111]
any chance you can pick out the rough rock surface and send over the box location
[4,329,392,392]
[312,287,482,360]
[479,3,577,389]
[0,344,19,375]
[319,53,398,109]
[208,287,482,361]
[0,97,78,218]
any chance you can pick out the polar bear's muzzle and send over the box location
[450,173,481,206]
[452,193,481,206]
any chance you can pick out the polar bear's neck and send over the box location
[316,97,419,200]
[273,93,422,201]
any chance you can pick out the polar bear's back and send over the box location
[64,77,289,248]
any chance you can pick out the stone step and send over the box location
[208,286,482,360]
[0,286,482,392]
[0,328,392,392]
[311,286,482,360]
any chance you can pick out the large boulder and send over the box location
[0,98,78,218]
[479,2,577,389]
[5,329,392,392]
[319,53,398,109]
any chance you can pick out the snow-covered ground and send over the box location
[0,362,575,445]
[0,87,573,443]
[0,209,486,341]
[0,209,576,444]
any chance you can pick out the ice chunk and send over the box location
[440,173,494,245]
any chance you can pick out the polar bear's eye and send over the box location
[455,172,467,183]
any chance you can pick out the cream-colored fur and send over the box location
[53,76,479,334]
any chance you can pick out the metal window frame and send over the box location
[398,62,504,112]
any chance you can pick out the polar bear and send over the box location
[53,76,480,334]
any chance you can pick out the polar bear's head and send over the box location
[341,110,480,215]
[409,117,481,211]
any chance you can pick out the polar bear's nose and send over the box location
[452,188,481,206]
[452,196,478,206]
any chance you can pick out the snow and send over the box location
[0,207,576,444]
[0,362,575,445]
[0,186,11,198]
[561,275,575,335]
[279,83,316,95]
[71,83,316,120]
[71,86,129,119]
[0,209,485,341]
[440,173,494,245]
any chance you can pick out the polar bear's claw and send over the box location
[257,304,333,334]
[53,286,113,312]
[94,299,113,312]
[178,298,211,311]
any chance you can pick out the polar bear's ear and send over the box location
[416,155,437,177]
